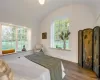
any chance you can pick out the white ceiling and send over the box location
[0,0,100,27]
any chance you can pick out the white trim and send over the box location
[0,22,28,28]
[1,23,31,52]
[50,23,55,48]
[0,24,2,54]
[50,47,71,51]
[16,27,18,51]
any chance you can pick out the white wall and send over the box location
[95,14,100,26]
[40,4,95,63]
[31,22,40,49]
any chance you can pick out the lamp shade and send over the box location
[39,0,45,5]
[0,59,13,80]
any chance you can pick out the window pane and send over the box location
[51,19,70,49]
[2,25,16,50]
[17,27,28,51]
[1,24,31,52]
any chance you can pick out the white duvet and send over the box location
[4,57,65,80]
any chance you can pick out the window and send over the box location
[2,25,16,50]
[17,27,28,51]
[51,19,70,50]
[2,24,31,51]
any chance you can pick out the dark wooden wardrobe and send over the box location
[78,26,100,77]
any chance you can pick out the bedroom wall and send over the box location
[40,4,95,63]
[31,22,40,49]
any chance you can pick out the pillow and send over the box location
[0,59,13,80]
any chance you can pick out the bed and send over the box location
[7,57,50,80]
[1,52,65,80]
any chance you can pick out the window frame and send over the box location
[50,19,71,50]
[1,23,31,52]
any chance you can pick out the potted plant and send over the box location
[59,30,70,49]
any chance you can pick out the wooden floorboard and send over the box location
[62,60,99,80]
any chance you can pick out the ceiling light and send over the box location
[39,0,45,5]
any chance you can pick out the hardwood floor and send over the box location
[62,60,99,80]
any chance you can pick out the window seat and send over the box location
[2,49,15,55]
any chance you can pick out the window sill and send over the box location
[50,47,71,51]
[0,50,32,56]
[0,52,17,56]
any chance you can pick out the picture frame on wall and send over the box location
[42,32,47,39]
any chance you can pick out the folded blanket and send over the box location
[25,53,62,80]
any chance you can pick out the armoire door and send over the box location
[83,29,93,69]
[78,30,83,67]
[93,26,100,77]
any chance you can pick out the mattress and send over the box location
[3,57,65,80]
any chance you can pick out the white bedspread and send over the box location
[1,54,65,80]
[7,57,51,80]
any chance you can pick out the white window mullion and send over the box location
[0,24,2,54]
[51,23,55,48]
[16,27,18,52]
[53,23,55,48]
[27,28,31,50]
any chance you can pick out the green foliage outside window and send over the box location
[53,19,70,49]
[17,27,28,51]
[2,25,16,50]
[2,25,28,51]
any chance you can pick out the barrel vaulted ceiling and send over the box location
[0,0,100,27]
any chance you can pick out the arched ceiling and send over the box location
[0,0,99,27]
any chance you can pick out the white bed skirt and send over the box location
[5,57,65,80]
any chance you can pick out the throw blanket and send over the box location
[25,53,62,80]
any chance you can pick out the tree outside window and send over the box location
[2,24,30,51]
[51,19,70,49]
